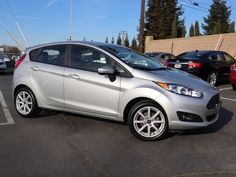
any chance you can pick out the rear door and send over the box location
[64,45,121,118]
[29,44,67,108]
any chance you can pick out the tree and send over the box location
[124,35,130,47]
[145,0,184,39]
[116,34,122,45]
[202,0,232,35]
[111,37,115,44]
[189,24,194,37]
[229,21,235,33]
[171,16,177,38]
[105,37,109,43]
[195,21,200,36]
[181,26,186,37]
[213,20,222,34]
[131,37,139,51]
[138,0,145,52]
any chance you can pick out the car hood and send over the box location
[132,68,215,92]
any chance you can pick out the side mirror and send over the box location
[98,66,115,75]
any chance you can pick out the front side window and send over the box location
[100,45,164,71]
[70,45,113,72]
[30,45,66,66]
[208,53,222,61]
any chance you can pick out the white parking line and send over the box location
[219,87,232,91]
[0,91,15,125]
[221,97,236,102]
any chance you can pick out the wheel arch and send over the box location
[123,97,166,124]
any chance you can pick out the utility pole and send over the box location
[68,0,72,40]
[138,0,145,52]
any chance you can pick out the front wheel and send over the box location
[207,71,218,86]
[233,84,236,91]
[127,100,168,141]
[15,88,39,118]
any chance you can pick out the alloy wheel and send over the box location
[16,91,33,115]
[133,106,166,138]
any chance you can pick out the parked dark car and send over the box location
[167,50,236,86]
[230,63,236,90]
[146,52,175,64]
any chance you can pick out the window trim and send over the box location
[29,44,69,67]
[68,44,133,78]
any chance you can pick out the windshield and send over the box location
[177,51,209,60]
[100,45,165,71]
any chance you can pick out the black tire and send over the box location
[127,100,168,141]
[233,84,236,91]
[14,87,39,118]
[207,71,218,86]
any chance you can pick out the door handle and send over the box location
[68,74,80,80]
[31,66,40,71]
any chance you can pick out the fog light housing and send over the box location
[177,112,203,122]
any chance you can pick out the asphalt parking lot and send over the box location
[0,71,236,177]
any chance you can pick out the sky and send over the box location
[0,0,236,48]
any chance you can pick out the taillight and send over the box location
[15,54,26,69]
[163,61,169,67]
[188,61,202,69]
[231,64,236,71]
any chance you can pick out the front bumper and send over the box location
[155,87,220,130]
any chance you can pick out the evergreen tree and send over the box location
[111,37,115,44]
[116,34,122,45]
[181,26,186,37]
[202,0,232,35]
[213,20,222,34]
[105,37,109,43]
[171,16,177,38]
[229,22,235,33]
[145,0,184,39]
[189,24,194,37]
[195,21,200,36]
[131,37,139,51]
[124,35,130,47]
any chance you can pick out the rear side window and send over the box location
[29,45,66,66]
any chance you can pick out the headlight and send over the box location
[155,82,203,98]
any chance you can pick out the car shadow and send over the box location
[179,107,233,136]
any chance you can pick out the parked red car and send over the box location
[230,63,236,90]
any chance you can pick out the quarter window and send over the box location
[30,45,66,66]
[70,45,113,72]
[223,53,235,62]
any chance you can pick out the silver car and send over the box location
[12,41,220,141]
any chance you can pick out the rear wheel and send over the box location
[207,71,218,86]
[127,100,168,141]
[15,88,39,118]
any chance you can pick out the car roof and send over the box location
[25,41,115,52]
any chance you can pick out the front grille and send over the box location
[207,94,220,110]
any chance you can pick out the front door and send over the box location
[64,45,120,118]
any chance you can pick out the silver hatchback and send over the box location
[12,41,220,141]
